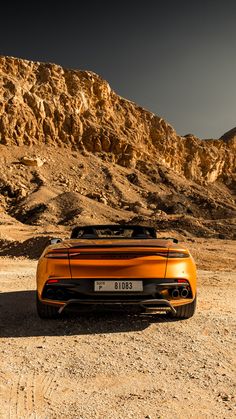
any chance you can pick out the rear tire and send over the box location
[170,296,197,319]
[36,294,59,319]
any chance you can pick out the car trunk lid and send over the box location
[68,241,169,279]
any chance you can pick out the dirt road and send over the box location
[0,241,235,419]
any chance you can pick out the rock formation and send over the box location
[0,55,235,185]
[0,55,235,238]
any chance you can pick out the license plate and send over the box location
[94,280,143,292]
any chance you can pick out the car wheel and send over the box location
[36,294,59,319]
[170,295,197,320]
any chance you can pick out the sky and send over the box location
[1,0,236,138]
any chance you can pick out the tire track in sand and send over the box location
[2,370,58,419]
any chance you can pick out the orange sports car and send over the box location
[36,225,197,319]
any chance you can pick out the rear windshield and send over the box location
[71,225,157,239]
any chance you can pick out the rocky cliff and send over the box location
[0,55,235,185]
[0,56,235,239]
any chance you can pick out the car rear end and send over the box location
[36,239,197,318]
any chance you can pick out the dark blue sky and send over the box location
[1,0,236,138]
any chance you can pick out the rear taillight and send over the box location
[154,252,168,257]
[68,251,168,259]
[177,279,188,284]
[168,251,189,258]
[46,279,59,284]
[45,251,68,259]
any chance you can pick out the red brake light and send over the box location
[177,279,188,283]
[47,279,59,284]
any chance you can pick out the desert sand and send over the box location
[0,231,235,419]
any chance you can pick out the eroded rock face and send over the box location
[0,55,235,184]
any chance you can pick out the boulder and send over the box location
[21,156,44,167]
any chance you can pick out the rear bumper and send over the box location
[38,277,195,314]
[41,277,193,300]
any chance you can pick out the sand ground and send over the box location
[0,238,235,418]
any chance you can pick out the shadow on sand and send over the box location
[0,290,173,338]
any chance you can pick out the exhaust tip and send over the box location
[171,289,179,298]
[46,288,54,298]
[56,289,65,300]
[181,288,189,298]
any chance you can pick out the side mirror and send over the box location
[50,238,62,245]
